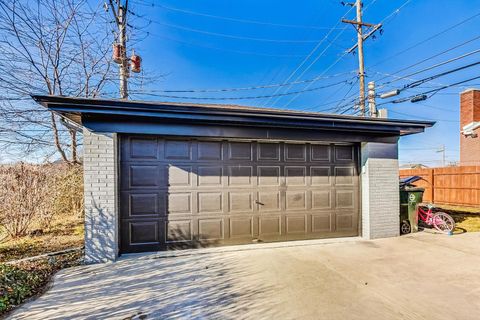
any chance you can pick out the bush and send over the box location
[0,264,46,312]
[0,250,83,315]
[0,163,83,239]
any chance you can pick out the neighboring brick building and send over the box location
[460,89,480,166]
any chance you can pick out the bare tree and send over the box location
[0,0,115,164]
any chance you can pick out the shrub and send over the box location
[0,163,83,239]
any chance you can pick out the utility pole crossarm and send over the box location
[346,23,382,53]
[341,19,376,27]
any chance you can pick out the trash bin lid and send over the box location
[399,176,422,188]
[404,186,425,192]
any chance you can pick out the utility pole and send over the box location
[367,81,377,117]
[342,1,382,117]
[108,0,138,100]
[118,3,128,99]
[437,145,446,167]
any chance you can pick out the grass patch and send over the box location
[436,204,480,214]
[0,251,82,315]
[452,214,480,233]
[0,214,83,263]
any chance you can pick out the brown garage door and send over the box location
[120,136,359,253]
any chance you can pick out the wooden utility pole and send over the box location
[118,3,128,99]
[109,0,130,99]
[342,1,382,116]
[356,0,366,116]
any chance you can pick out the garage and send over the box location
[33,95,434,262]
[120,137,359,252]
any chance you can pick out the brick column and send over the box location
[361,142,400,239]
[83,129,119,263]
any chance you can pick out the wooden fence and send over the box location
[400,166,480,207]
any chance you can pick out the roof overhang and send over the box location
[32,95,435,141]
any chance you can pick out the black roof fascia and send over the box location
[32,95,435,135]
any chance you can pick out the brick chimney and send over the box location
[460,89,480,166]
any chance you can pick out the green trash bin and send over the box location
[399,187,424,234]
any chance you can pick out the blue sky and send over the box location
[123,0,480,166]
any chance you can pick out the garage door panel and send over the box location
[335,190,356,209]
[228,166,253,186]
[228,142,253,160]
[285,144,307,162]
[336,214,356,231]
[230,217,254,238]
[120,192,162,218]
[198,219,224,240]
[197,166,223,186]
[258,166,281,186]
[120,137,359,253]
[228,192,254,213]
[168,165,192,187]
[286,215,307,234]
[285,191,307,211]
[312,214,333,232]
[334,166,356,186]
[257,143,280,161]
[310,166,332,186]
[259,216,282,236]
[311,190,332,210]
[311,144,331,162]
[258,191,281,212]
[197,141,223,160]
[165,140,192,160]
[166,220,193,243]
[198,192,223,214]
[285,166,307,186]
[168,192,193,214]
[335,145,355,162]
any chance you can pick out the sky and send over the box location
[118,0,480,167]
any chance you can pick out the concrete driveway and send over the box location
[9,232,480,320]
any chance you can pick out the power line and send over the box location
[379,74,480,105]
[146,32,307,58]
[388,110,459,122]
[131,71,354,93]
[373,34,480,84]
[145,2,345,30]
[401,60,480,90]
[371,11,480,68]
[149,19,334,44]
[131,78,355,100]
[261,5,356,107]
[377,47,480,89]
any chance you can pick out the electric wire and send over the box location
[378,75,480,105]
[371,11,480,68]
[144,2,344,30]
[261,5,356,107]
[134,71,355,93]
[130,78,355,100]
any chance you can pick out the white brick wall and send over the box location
[361,144,400,239]
[83,129,119,263]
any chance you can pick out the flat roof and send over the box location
[32,95,435,136]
